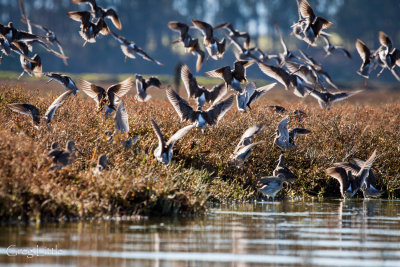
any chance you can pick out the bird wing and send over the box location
[114,101,129,134]
[67,11,91,23]
[146,77,162,89]
[325,167,350,192]
[104,8,122,30]
[337,47,352,59]
[299,0,315,20]
[238,124,265,147]
[166,124,194,148]
[151,118,166,150]
[181,64,200,98]
[191,19,213,39]
[133,45,163,65]
[194,45,205,72]
[351,158,378,186]
[204,95,234,125]
[19,0,32,34]
[288,128,311,142]
[206,66,231,80]
[109,30,127,44]
[257,176,282,186]
[107,77,134,98]
[258,63,290,88]
[44,90,73,123]
[356,150,377,185]
[330,90,363,104]
[378,31,392,49]
[166,88,196,122]
[204,83,227,103]
[333,162,360,174]
[8,103,40,124]
[355,38,371,64]
[277,116,290,142]
[167,21,189,34]
[275,24,288,55]
[80,80,106,105]
[248,83,277,107]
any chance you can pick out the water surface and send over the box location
[1,200,400,266]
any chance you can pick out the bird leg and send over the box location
[377,67,385,77]
[18,71,25,80]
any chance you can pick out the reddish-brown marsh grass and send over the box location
[1,82,400,222]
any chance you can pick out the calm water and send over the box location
[1,200,400,266]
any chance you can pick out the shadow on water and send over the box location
[1,199,400,266]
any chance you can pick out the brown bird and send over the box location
[48,140,76,170]
[19,53,42,79]
[355,38,376,79]
[258,63,309,97]
[168,21,194,48]
[220,22,250,50]
[8,90,73,126]
[181,64,227,109]
[135,74,162,102]
[151,118,194,165]
[206,61,254,93]
[80,77,134,115]
[297,0,333,46]
[326,150,377,199]
[166,88,234,130]
[110,31,163,65]
[333,158,384,199]
[192,19,226,60]
[68,11,110,46]
[309,88,363,110]
[321,34,351,59]
[44,73,79,95]
[273,154,298,183]
[72,0,122,30]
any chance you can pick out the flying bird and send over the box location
[48,140,77,170]
[309,89,363,110]
[355,38,376,79]
[321,34,351,59]
[44,73,79,95]
[326,150,377,199]
[72,0,122,30]
[273,116,310,150]
[80,77,133,115]
[8,90,73,126]
[258,63,310,98]
[206,61,254,93]
[168,21,194,48]
[166,88,234,130]
[296,0,333,46]
[333,158,384,199]
[19,53,42,79]
[135,74,162,102]
[181,64,227,109]
[151,118,194,165]
[110,31,163,65]
[67,11,110,46]
[236,82,276,112]
[273,154,298,183]
[192,19,226,60]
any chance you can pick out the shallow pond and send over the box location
[1,200,400,266]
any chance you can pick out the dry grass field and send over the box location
[1,76,400,223]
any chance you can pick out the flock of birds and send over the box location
[1,0,393,200]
